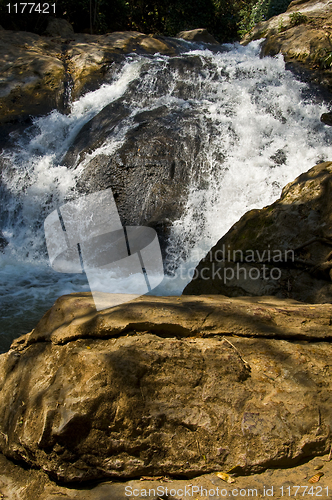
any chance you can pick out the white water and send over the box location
[1,40,332,349]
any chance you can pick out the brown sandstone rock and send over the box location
[177,29,219,44]
[1,450,332,500]
[0,30,180,127]
[0,293,332,482]
[184,162,332,303]
[0,30,65,123]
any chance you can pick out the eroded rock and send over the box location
[0,293,331,482]
[184,162,332,303]
[0,30,65,124]
[1,450,332,500]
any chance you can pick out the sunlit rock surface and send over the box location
[0,293,331,482]
[0,30,185,127]
[177,28,219,44]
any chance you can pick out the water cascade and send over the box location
[1,40,332,350]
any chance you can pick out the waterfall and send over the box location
[1,40,331,351]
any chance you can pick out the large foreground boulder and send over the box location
[0,293,331,482]
[184,162,332,302]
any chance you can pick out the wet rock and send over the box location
[62,97,202,250]
[59,49,229,253]
[0,293,332,482]
[177,28,219,44]
[321,112,332,125]
[184,162,332,302]
[44,18,75,38]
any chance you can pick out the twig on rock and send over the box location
[222,337,250,370]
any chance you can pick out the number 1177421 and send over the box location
[6,3,56,14]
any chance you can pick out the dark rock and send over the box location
[44,18,74,38]
[184,162,332,303]
[177,28,219,44]
[1,293,332,482]
[63,99,201,252]
[321,112,332,126]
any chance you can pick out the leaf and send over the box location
[140,476,163,481]
[216,472,235,483]
[308,472,324,483]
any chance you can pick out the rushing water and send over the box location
[1,40,332,350]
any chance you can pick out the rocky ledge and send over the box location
[241,0,332,90]
[0,292,331,483]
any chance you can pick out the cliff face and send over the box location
[241,0,332,90]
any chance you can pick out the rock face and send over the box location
[1,451,332,500]
[184,162,332,303]
[0,30,66,126]
[2,451,332,500]
[0,29,215,247]
[0,29,184,129]
[241,0,332,89]
[0,293,332,482]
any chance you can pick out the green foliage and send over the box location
[289,11,308,26]
[316,49,332,69]
[278,19,286,32]
[0,0,291,42]
[322,52,332,69]
[238,0,292,37]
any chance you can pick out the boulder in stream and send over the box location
[177,28,219,44]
